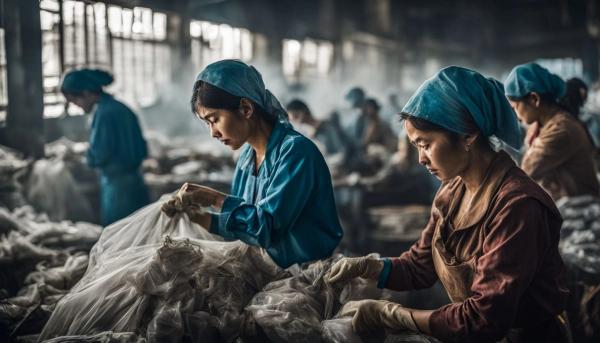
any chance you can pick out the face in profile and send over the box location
[405,120,470,181]
[508,97,539,125]
[195,104,252,150]
[64,92,97,113]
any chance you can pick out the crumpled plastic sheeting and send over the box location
[1,279,71,336]
[41,331,146,343]
[0,204,102,337]
[40,237,203,339]
[25,158,94,223]
[244,257,392,343]
[0,249,89,335]
[322,317,441,343]
[0,205,101,295]
[24,253,89,290]
[244,259,339,342]
[321,317,365,343]
[40,200,282,342]
[2,205,102,251]
[557,195,600,275]
[245,256,441,343]
[0,231,63,265]
[0,144,29,211]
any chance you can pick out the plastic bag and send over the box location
[40,200,281,342]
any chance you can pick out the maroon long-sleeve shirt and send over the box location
[386,151,568,342]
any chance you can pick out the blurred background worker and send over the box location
[359,98,398,153]
[61,69,149,226]
[286,98,351,171]
[505,63,599,200]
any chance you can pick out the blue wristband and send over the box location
[377,258,392,289]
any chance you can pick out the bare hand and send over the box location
[176,183,226,209]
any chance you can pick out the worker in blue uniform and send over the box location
[162,59,343,268]
[61,68,149,226]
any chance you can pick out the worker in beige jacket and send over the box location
[505,62,599,200]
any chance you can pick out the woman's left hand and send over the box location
[184,208,212,229]
[176,183,227,210]
[337,299,418,333]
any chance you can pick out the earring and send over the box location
[465,144,471,152]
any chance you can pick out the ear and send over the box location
[463,133,479,151]
[529,92,542,107]
[239,98,255,119]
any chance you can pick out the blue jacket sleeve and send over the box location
[87,111,115,168]
[212,140,316,248]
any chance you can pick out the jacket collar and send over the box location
[433,150,516,229]
[239,121,289,177]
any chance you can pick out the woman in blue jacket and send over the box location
[162,60,343,268]
[61,69,149,226]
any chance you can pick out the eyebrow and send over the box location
[200,111,217,120]
[410,137,425,145]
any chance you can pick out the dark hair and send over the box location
[286,99,311,114]
[399,112,491,149]
[190,80,276,124]
[364,98,380,111]
[506,92,558,104]
[559,78,588,118]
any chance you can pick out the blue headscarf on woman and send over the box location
[61,69,114,94]
[504,62,566,101]
[402,66,522,150]
[195,59,290,126]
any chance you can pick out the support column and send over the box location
[167,13,192,80]
[2,0,44,157]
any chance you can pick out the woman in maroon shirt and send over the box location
[325,66,570,342]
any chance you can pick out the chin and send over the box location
[229,142,244,150]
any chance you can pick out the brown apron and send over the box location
[431,211,572,343]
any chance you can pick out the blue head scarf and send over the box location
[195,59,289,126]
[504,62,566,101]
[402,66,522,150]
[61,69,114,94]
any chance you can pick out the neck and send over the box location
[459,147,496,194]
[538,104,562,126]
[247,119,274,158]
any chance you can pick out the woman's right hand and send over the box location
[324,255,384,286]
[161,197,180,217]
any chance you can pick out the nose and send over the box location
[209,125,221,139]
[417,148,428,166]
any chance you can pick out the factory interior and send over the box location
[1,0,600,342]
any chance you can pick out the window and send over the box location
[41,0,66,117]
[282,38,334,81]
[190,20,253,71]
[40,0,170,117]
[536,58,584,80]
[108,5,170,107]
